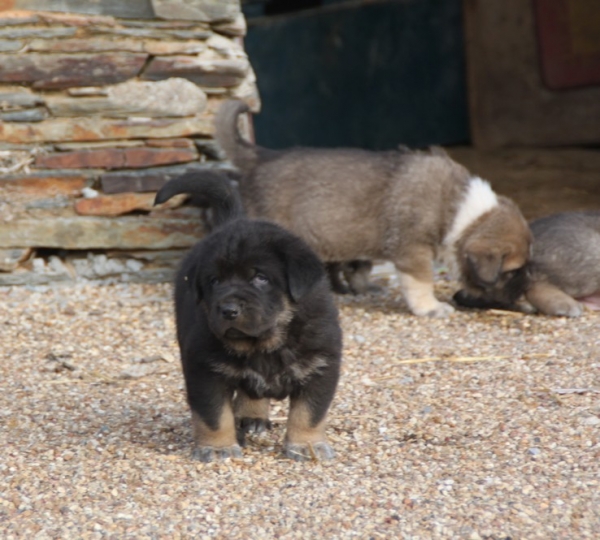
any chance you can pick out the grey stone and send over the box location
[0,107,48,123]
[0,52,148,90]
[55,140,145,151]
[0,248,33,272]
[151,0,240,22]
[0,271,70,286]
[120,20,196,29]
[15,0,156,19]
[0,27,76,40]
[141,56,249,87]
[0,216,205,249]
[45,78,207,118]
[0,15,39,26]
[0,88,45,109]
[25,195,71,210]
[213,13,247,37]
[0,115,213,144]
[0,40,23,52]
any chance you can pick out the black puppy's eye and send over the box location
[209,277,220,286]
[251,273,269,286]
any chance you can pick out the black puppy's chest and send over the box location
[213,348,325,400]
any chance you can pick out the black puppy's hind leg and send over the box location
[234,390,272,445]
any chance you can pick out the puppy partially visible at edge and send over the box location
[155,171,342,462]
[455,211,600,317]
[215,100,532,317]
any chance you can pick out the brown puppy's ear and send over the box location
[466,250,504,287]
[278,237,326,303]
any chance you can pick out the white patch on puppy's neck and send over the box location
[443,177,498,247]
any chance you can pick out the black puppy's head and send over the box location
[188,219,325,355]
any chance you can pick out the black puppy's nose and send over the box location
[220,302,240,320]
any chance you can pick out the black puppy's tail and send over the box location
[214,100,258,172]
[154,170,244,227]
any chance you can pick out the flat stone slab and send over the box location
[45,78,207,118]
[0,172,91,196]
[151,0,240,22]
[99,162,230,193]
[141,56,248,87]
[0,87,45,108]
[28,37,206,55]
[0,247,32,272]
[9,0,155,19]
[0,216,204,249]
[0,115,213,143]
[0,52,147,90]
[74,192,186,216]
[0,27,76,39]
[0,107,48,122]
[35,146,199,169]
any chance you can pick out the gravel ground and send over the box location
[1,277,599,539]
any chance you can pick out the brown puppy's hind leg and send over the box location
[344,260,378,295]
[327,262,350,294]
[526,281,583,317]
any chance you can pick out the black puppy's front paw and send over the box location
[191,444,243,462]
[283,441,335,461]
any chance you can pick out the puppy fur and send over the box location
[215,100,532,317]
[155,171,342,461]
[455,211,600,316]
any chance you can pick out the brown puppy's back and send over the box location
[241,147,470,262]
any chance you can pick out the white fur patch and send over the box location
[443,177,498,247]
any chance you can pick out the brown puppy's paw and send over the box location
[526,283,583,317]
[191,444,242,462]
[283,441,335,461]
[418,301,454,318]
[541,299,583,317]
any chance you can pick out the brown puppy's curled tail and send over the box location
[214,100,258,172]
[154,170,244,228]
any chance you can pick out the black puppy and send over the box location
[155,171,342,462]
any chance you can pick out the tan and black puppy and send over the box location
[455,211,600,317]
[155,171,342,462]
[215,100,532,317]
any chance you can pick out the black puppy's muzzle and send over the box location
[219,299,243,321]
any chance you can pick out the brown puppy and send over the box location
[155,171,342,461]
[215,100,531,317]
[455,211,600,316]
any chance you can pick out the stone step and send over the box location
[0,216,205,250]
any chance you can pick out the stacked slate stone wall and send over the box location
[0,0,258,285]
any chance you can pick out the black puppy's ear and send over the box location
[180,259,203,304]
[279,238,326,302]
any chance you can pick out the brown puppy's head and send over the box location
[457,197,532,305]
[188,219,326,355]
